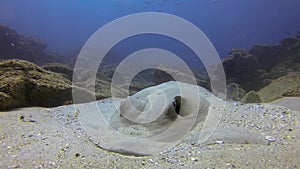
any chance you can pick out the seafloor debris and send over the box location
[265,136,276,142]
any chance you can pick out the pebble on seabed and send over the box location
[265,136,276,142]
[148,159,154,163]
[178,162,184,166]
[216,141,224,144]
[191,157,198,162]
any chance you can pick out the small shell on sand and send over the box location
[191,157,198,162]
[265,136,276,142]
[216,141,225,144]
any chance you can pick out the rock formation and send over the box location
[223,32,300,101]
[226,83,246,100]
[258,72,300,102]
[0,25,63,65]
[42,63,74,80]
[241,91,262,103]
[222,49,269,92]
[0,59,73,110]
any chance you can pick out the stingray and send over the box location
[78,81,266,156]
[270,97,300,111]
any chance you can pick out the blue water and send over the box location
[1,0,300,60]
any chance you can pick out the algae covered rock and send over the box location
[258,72,300,102]
[0,76,27,110]
[0,59,73,109]
[226,83,246,101]
[42,63,74,80]
[0,92,18,110]
[241,91,262,103]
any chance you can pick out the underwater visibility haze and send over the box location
[1,0,300,59]
[0,0,300,168]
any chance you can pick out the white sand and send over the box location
[0,83,299,168]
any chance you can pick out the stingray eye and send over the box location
[174,96,181,115]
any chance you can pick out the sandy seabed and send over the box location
[0,99,299,169]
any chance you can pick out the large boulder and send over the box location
[258,72,300,102]
[222,49,269,91]
[0,59,73,110]
[241,91,262,103]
